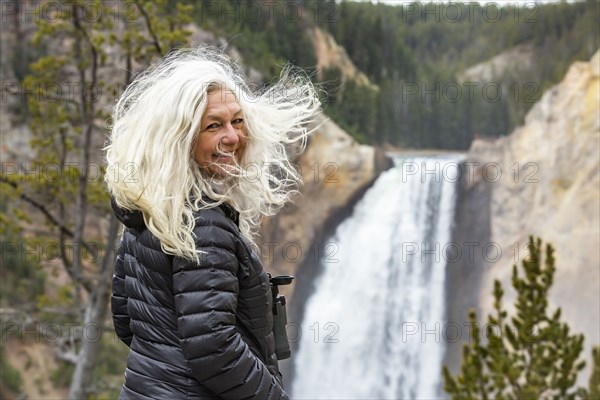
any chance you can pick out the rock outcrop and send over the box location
[458,43,535,83]
[448,51,600,382]
[308,26,376,89]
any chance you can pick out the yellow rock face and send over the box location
[467,50,600,385]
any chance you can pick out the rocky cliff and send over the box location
[458,42,535,83]
[447,51,600,382]
[308,26,374,88]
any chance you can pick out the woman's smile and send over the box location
[194,89,247,176]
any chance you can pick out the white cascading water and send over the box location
[291,155,463,400]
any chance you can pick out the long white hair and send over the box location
[105,46,321,261]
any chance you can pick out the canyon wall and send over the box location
[447,51,600,383]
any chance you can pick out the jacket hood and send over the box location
[111,197,146,229]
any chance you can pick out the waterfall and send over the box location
[291,155,463,399]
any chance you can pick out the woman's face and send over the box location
[194,89,247,177]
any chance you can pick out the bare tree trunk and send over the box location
[71,2,97,306]
[68,7,103,396]
[68,214,119,400]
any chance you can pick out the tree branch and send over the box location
[1,176,96,292]
[1,178,88,250]
[134,0,163,55]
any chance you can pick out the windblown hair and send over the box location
[105,46,321,261]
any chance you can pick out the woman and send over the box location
[105,46,320,399]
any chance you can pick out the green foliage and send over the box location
[0,202,47,307]
[319,67,343,108]
[585,347,600,399]
[335,79,378,144]
[0,237,47,308]
[0,344,24,394]
[194,0,315,79]
[315,66,377,143]
[50,360,76,388]
[443,237,591,399]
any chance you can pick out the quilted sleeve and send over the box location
[111,235,133,347]
[172,211,289,400]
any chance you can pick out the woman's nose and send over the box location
[221,123,241,145]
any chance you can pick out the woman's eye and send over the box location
[206,123,220,130]
[232,118,244,126]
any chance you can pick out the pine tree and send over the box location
[584,346,600,399]
[443,236,592,399]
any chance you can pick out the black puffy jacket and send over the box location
[111,199,289,399]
